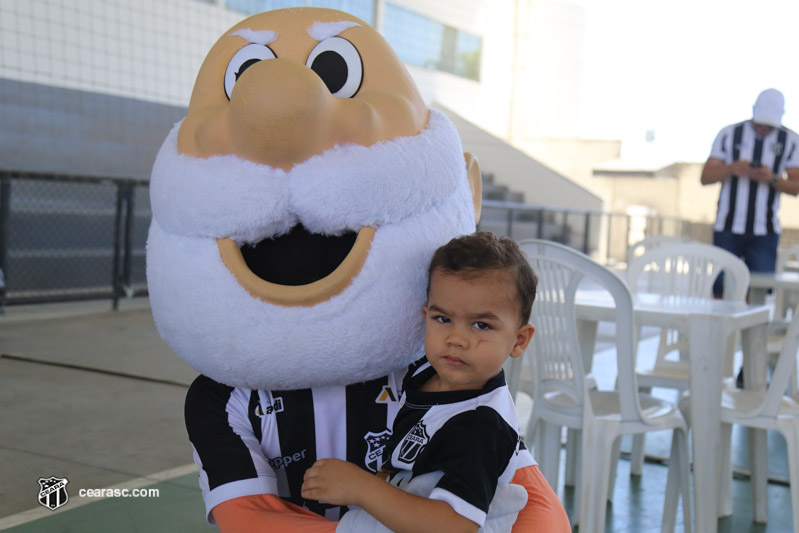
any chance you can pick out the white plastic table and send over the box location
[749,270,799,305]
[574,290,770,532]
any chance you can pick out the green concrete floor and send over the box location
[1,304,795,532]
[0,473,209,533]
[2,446,793,533]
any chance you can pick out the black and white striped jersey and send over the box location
[383,359,533,527]
[185,371,405,522]
[710,120,799,235]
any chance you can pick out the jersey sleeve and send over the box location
[185,375,279,523]
[709,125,731,162]
[785,131,799,169]
[424,408,519,526]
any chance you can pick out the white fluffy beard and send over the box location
[146,111,476,390]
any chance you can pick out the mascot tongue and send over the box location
[241,224,357,285]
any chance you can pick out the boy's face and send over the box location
[423,269,534,392]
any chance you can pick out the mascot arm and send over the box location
[510,465,571,532]
[185,376,285,520]
[213,466,569,533]
[213,494,337,533]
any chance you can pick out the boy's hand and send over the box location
[301,458,374,506]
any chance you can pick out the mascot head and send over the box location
[147,8,482,390]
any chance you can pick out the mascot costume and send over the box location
[146,7,569,532]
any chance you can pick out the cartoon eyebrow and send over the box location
[307,20,360,41]
[229,28,278,46]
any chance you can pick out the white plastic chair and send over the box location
[774,244,799,319]
[679,303,799,530]
[520,239,692,533]
[626,241,750,474]
[626,235,689,267]
[626,236,693,368]
[765,245,799,396]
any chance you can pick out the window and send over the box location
[226,0,375,26]
[382,3,481,81]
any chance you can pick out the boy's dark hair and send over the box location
[427,232,538,324]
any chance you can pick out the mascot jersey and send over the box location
[186,370,405,522]
[383,358,533,527]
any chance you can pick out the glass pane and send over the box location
[226,0,375,25]
[383,3,481,80]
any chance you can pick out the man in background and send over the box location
[702,88,799,293]
[701,88,799,385]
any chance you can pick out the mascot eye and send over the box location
[305,37,363,98]
[224,43,277,100]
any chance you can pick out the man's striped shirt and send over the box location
[710,120,799,235]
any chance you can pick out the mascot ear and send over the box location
[464,152,482,225]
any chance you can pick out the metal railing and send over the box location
[0,174,735,310]
[0,171,149,309]
[477,199,707,265]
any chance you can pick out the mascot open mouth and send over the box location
[217,224,376,307]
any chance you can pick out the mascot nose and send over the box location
[227,58,337,168]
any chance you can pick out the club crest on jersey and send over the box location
[255,397,284,417]
[38,476,69,511]
[398,421,429,463]
[363,430,392,472]
[375,385,398,404]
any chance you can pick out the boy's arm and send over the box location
[302,458,479,533]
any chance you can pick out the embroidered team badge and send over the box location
[38,476,69,511]
[398,421,429,463]
[363,430,392,472]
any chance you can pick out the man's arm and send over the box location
[774,167,799,196]
[701,157,752,185]
[302,458,479,533]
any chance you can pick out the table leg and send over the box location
[576,318,598,375]
[689,316,724,532]
[568,319,599,487]
[749,287,769,306]
[741,323,769,523]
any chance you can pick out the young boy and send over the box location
[301,232,537,533]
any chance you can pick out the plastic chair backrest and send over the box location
[753,303,799,417]
[519,239,642,421]
[626,235,687,266]
[627,241,750,301]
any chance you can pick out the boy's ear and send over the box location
[422,306,428,318]
[510,324,535,358]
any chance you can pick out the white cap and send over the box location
[752,88,785,127]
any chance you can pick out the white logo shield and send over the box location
[363,430,392,472]
[38,476,69,511]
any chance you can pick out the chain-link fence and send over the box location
[5,175,799,311]
[478,199,706,266]
[0,171,149,308]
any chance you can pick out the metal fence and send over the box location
[477,199,705,265]
[0,171,150,309]
[7,174,792,310]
